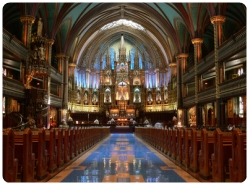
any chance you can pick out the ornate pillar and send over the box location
[64,56,69,110]
[56,54,65,103]
[20,15,35,47]
[176,53,188,124]
[69,62,76,94]
[57,54,64,74]
[20,15,35,84]
[46,39,54,128]
[192,38,203,126]
[211,15,226,127]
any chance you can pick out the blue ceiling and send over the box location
[2,3,246,68]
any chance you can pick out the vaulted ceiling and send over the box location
[3,3,246,70]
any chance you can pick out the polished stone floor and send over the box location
[48,133,199,182]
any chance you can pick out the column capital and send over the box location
[169,62,177,67]
[56,53,66,58]
[69,62,76,67]
[210,15,226,24]
[20,15,35,24]
[47,39,54,45]
[176,53,188,59]
[191,38,203,45]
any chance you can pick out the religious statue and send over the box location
[106,110,109,117]
[164,88,168,103]
[38,43,46,60]
[156,91,161,103]
[24,71,34,89]
[92,93,98,104]
[105,93,110,102]
[37,18,43,37]
[94,118,99,124]
[147,92,153,104]
[83,92,88,104]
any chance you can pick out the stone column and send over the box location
[211,15,226,127]
[192,38,203,126]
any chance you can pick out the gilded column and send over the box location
[169,62,177,110]
[57,54,65,101]
[211,15,225,97]
[20,15,35,84]
[192,38,203,126]
[211,15,226,126]
[178,53,188,100]
[64,56,69,110]
[191,38,203,103]
[176,53,188,124]
[20,15,35,47]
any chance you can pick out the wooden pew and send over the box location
[171,129,177,160]
[182,128,191,168]
[63,128,70,163]
[167,128,172,157]
[14,128,35,182]
[81,127,86,151]
[211,128,232,182]
[229,128,246,182]
[55,128,64,167]
[74,126,80,155]
[32,129,48,180]
[189,128,201,173]
[3,128,18,182]
[69,127,76,159]
[77,126,83,153]
[75,127,82,155]
[163,127,168,154]
[45,128,58,173]
[198,128,214,180]
[176,128,184,165]
[159,128,165,152]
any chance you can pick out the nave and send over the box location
[48,133,199,182]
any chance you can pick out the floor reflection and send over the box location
[51,134,195,182]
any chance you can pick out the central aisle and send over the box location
[48,133,199,182]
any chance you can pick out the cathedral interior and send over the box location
[2,3,247,183]
[2,3,246,129]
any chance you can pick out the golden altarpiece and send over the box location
[68,34,177,126]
